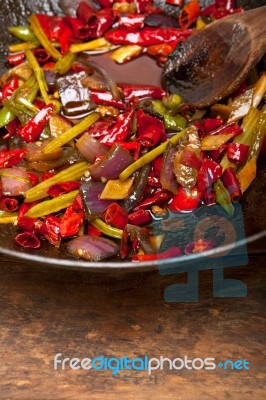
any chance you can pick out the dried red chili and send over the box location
[18,104,54,142]
[169,186,201,212]
[0,148,26,168]
[227,143,250,164]
[59,194,85,237]
[100,109,134,143]
[136,109,166,147]
[15,232,41,248]
[132,246,182,262]
[119,83,166,101]
[105,27,192,47]
[179,0,200,29]
[197,157,223,192]
[47,181,81,198]
[104,203,128,229]
[0,197,19,212]
[2,76,19,100]
[221,167,242,202]
[7,52,25,66]
[128,209,152,226]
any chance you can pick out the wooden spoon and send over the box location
[161,6,266,108]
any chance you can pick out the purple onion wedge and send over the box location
[76,133,108,163]
[89,144,133,181]
[67,235,119,261]
[0,168,32,196]
[160,142,178,194]
[80,182,112,219]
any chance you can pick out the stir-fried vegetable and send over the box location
[0,0,265,262]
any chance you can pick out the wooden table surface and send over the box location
[0,245,265,400]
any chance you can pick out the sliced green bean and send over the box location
[119,129,187,181]
[25,191,79,218]
[90,219,123,239]
[9,42,38,52]
[54,52,77,75]
[24,162,88,202]
[29,14,61,60]
[214,179,234,216]
[43,112,100,154]
[8,26,39,43]
[0,107,15,128]
[247,105,266,161]
[25,49,50,105]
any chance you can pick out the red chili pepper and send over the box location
[166,0,183,5]
[37,14,63,41]
[128,209,152,225]
[3,118,20,139]
[2,76,19,100]
[18,104,54,142]
[221,167,242,202]
[97,0,115,6]
[119,84,166,101]
[147,42,177,59]
[100,110,134,143]
[132,246,182,262]
[105,27,192,46]
[209,144,227,163]
[43,215,61,247]
[0,197,19,212]
[202,186,216,206]
[27,172,39,187]
[64,16,91,40]
[33,98,46,110]
[40,172,56,181]
[202,118,224,132]
[152,156,163,177]
[202,0,243,19]
[179,0,200,29]
[47,181,81,198]
[87,119,115,139]
[76,2,97,26]
[104,203,128,229]
[205,122,242,139]
[33,48,51,64]
[90,89,126,110]
[136,109,166,147]
[59,19,74,54]
[7,52,25,66]
[119,14,145,30]
[15,232,41,248]
[59,194,85,237]
[185,238,216,254]
[88,8,117,39]
[147,173,161,187]
[0,148,26,168]
[197,157,223,192]
[179,148,202,170]
[134,190,172,211]
[17,202,43,233]
[87,224,102,236]
[169,186,201,212]
[227,143,250,165]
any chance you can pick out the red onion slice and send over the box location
[80,182,112,218]
[67,235,119,261]
[76,133,108,163]
[89,144,133,181]
[0,168,32,196]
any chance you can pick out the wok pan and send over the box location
[0,0,265,271]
